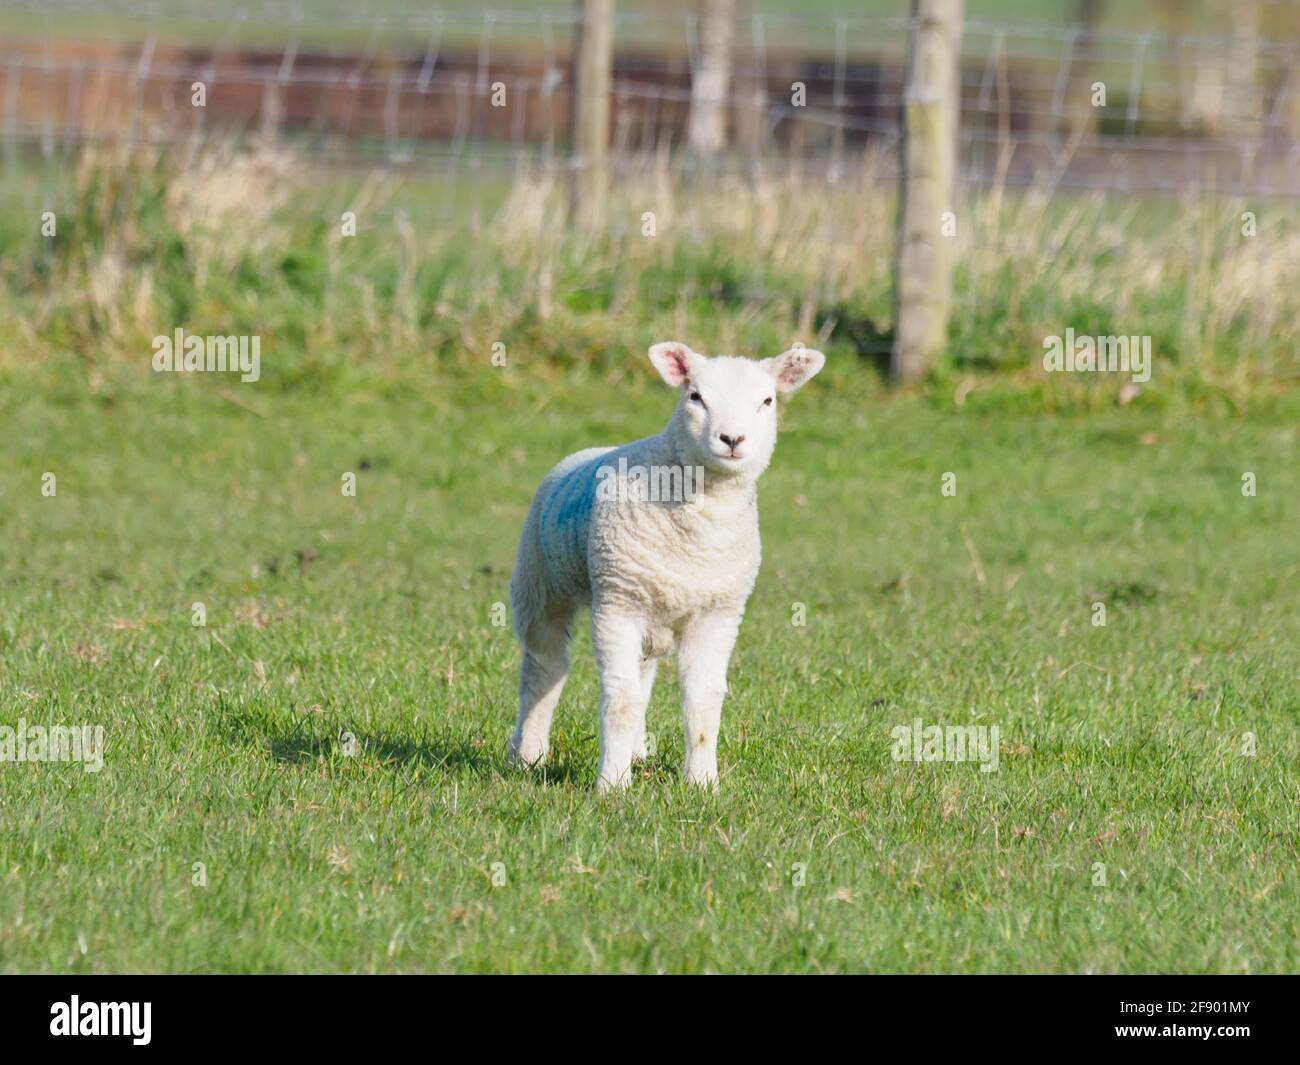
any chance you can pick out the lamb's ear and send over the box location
[762,347,825,393]
[648,341,703,388]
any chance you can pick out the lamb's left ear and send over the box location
[762,347,826,393]
[648,341,704,388]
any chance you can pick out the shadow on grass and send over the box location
[219,707,491,776]
[217,706,624,788]
[512,751,678,789]
[509,757,589,788]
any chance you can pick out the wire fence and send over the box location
[2,1,1299,198]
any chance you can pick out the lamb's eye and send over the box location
[689,391,704,404]
[763,396,774,407]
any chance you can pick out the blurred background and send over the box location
[0,0,1296,391]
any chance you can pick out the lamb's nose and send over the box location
[719,433,745,450]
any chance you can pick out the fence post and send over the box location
[688,0,736,155]
[1226,0,1262,129]
[891,0,964,385]
[570,0,613,225]
[1067,0,1103,137]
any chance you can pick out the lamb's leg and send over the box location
[631,657,660,762]
[508,605,573,767]
[591,607,646,793]
[677,610,741,789]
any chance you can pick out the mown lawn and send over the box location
[0,359,1295,973]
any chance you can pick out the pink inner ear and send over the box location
[778,356,807,387]
[666,347,690,384]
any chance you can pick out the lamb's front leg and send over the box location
[677,610,742,789]
[591,606,647,793]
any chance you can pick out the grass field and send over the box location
[1,353,1296,972]
[0,136,1297,972]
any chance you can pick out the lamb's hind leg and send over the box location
[631,657,660,762]
[630,623,671,761]
[508,602,573,767]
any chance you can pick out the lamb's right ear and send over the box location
[648,341,702,388]
[762,346,826,393]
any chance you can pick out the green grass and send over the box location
[1,356,1296,973]
[0,137,1295,972]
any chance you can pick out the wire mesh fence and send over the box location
[2,1,1298,197]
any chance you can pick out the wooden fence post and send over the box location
[891,0,964,385]
[688,0,736,155]
[570,0,614,225]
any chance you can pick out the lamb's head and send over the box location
[648,341,825,480]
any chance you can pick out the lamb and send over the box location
[507,340,825,792]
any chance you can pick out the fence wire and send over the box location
[1,1,1297,200]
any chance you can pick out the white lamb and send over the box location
[508,341,825,791]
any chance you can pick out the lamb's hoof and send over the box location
[596,768,633,794]
[683,766,720,792]
[507,736,548,768]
